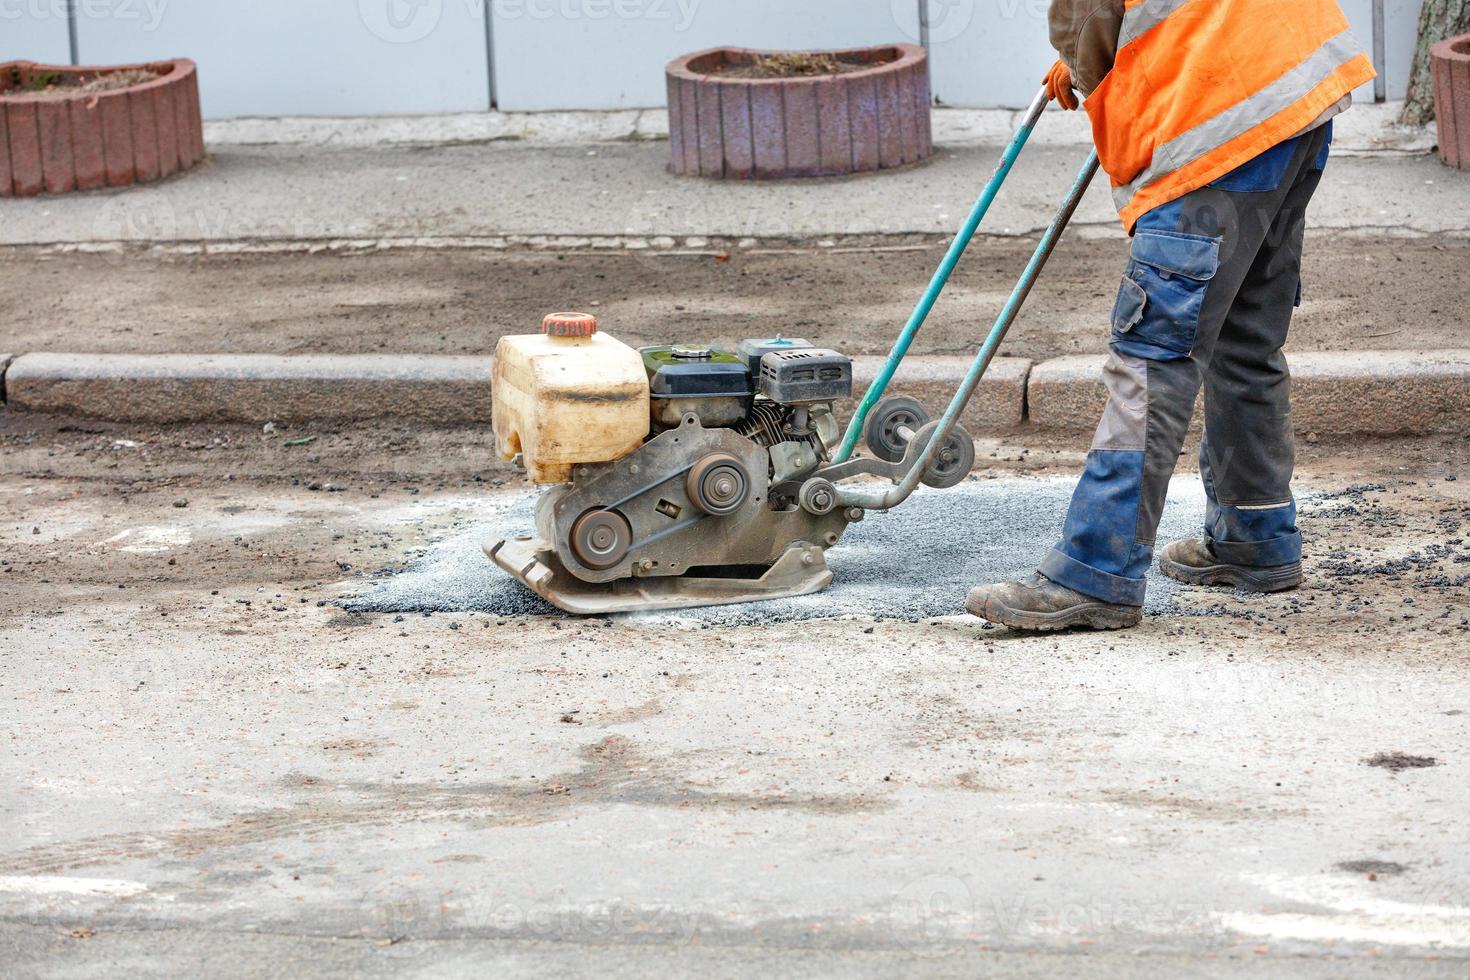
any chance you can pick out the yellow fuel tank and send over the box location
[492,313,651,484]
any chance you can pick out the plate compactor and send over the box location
[486,89,1100,615]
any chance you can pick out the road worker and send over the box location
[967,0,1377,630]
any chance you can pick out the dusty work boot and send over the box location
[1157,539,1303,592]
[965,573,1142,632]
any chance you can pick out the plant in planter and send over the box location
[665,44,931,179]
[1,59,205,197]
[1432,33,1470,170]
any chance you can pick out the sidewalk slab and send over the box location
[5,353,491,425]
[1027,350,1470,435]
[1327,102,1440,157]
[4,136,1466,250]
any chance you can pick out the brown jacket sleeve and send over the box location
[1049,0,1126,97]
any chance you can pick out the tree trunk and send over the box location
[1401,0,1470,126]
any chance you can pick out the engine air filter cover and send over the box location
[758,349,853,404]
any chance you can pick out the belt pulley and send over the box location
[686,452,750,516]
[569,509,633,569]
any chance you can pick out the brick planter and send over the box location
[1,59,204,197]
[665,44,931,179]
[1434,33,1470,171]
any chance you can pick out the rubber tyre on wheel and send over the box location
[863,395,930,463]
[914,421,976,489]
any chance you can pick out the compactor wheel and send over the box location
[864,395,930,463]
[914,421,976,490]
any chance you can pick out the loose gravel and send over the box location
[343,477,1205,624]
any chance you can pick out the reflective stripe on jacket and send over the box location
[1082,0,1376,232]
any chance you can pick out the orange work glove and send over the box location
[1044,59,1079,111]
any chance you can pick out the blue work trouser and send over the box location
[1039,123,1334,606]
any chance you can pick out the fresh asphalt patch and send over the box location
[342,477,1205,625]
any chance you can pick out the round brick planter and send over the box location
[1,58,205,197]
[1433,33,1470,172]
[665,44,932,179]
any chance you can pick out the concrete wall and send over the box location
[925,0,1060,109]
[0,5,72,64]
[930,0,1419,107]
[0,0,1426,116]
[69,0,491,118]
[493,0,916,111]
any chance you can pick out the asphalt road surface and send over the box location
[2,420,1467,978]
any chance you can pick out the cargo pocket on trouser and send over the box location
[1109,229,1222,362]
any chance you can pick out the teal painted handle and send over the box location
[833,150,1101,512]
[833,85,1051,464]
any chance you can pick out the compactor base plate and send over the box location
[486,535,834,615]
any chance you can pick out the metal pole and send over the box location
[832,85,1051,464]
[67,0,80,65]
[484,0,498,109]
[918,0,931,50]
[1372,0,1387,103]
[834,150,1101,512]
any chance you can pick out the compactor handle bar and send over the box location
[833,85,1051,463]
[827,85,1102,510]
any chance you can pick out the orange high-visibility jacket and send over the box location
[1083,0,1377,232]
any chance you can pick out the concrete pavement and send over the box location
[3,140,1468,250]
[15,929,1469,980]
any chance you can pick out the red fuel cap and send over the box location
[541,312,598,337]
